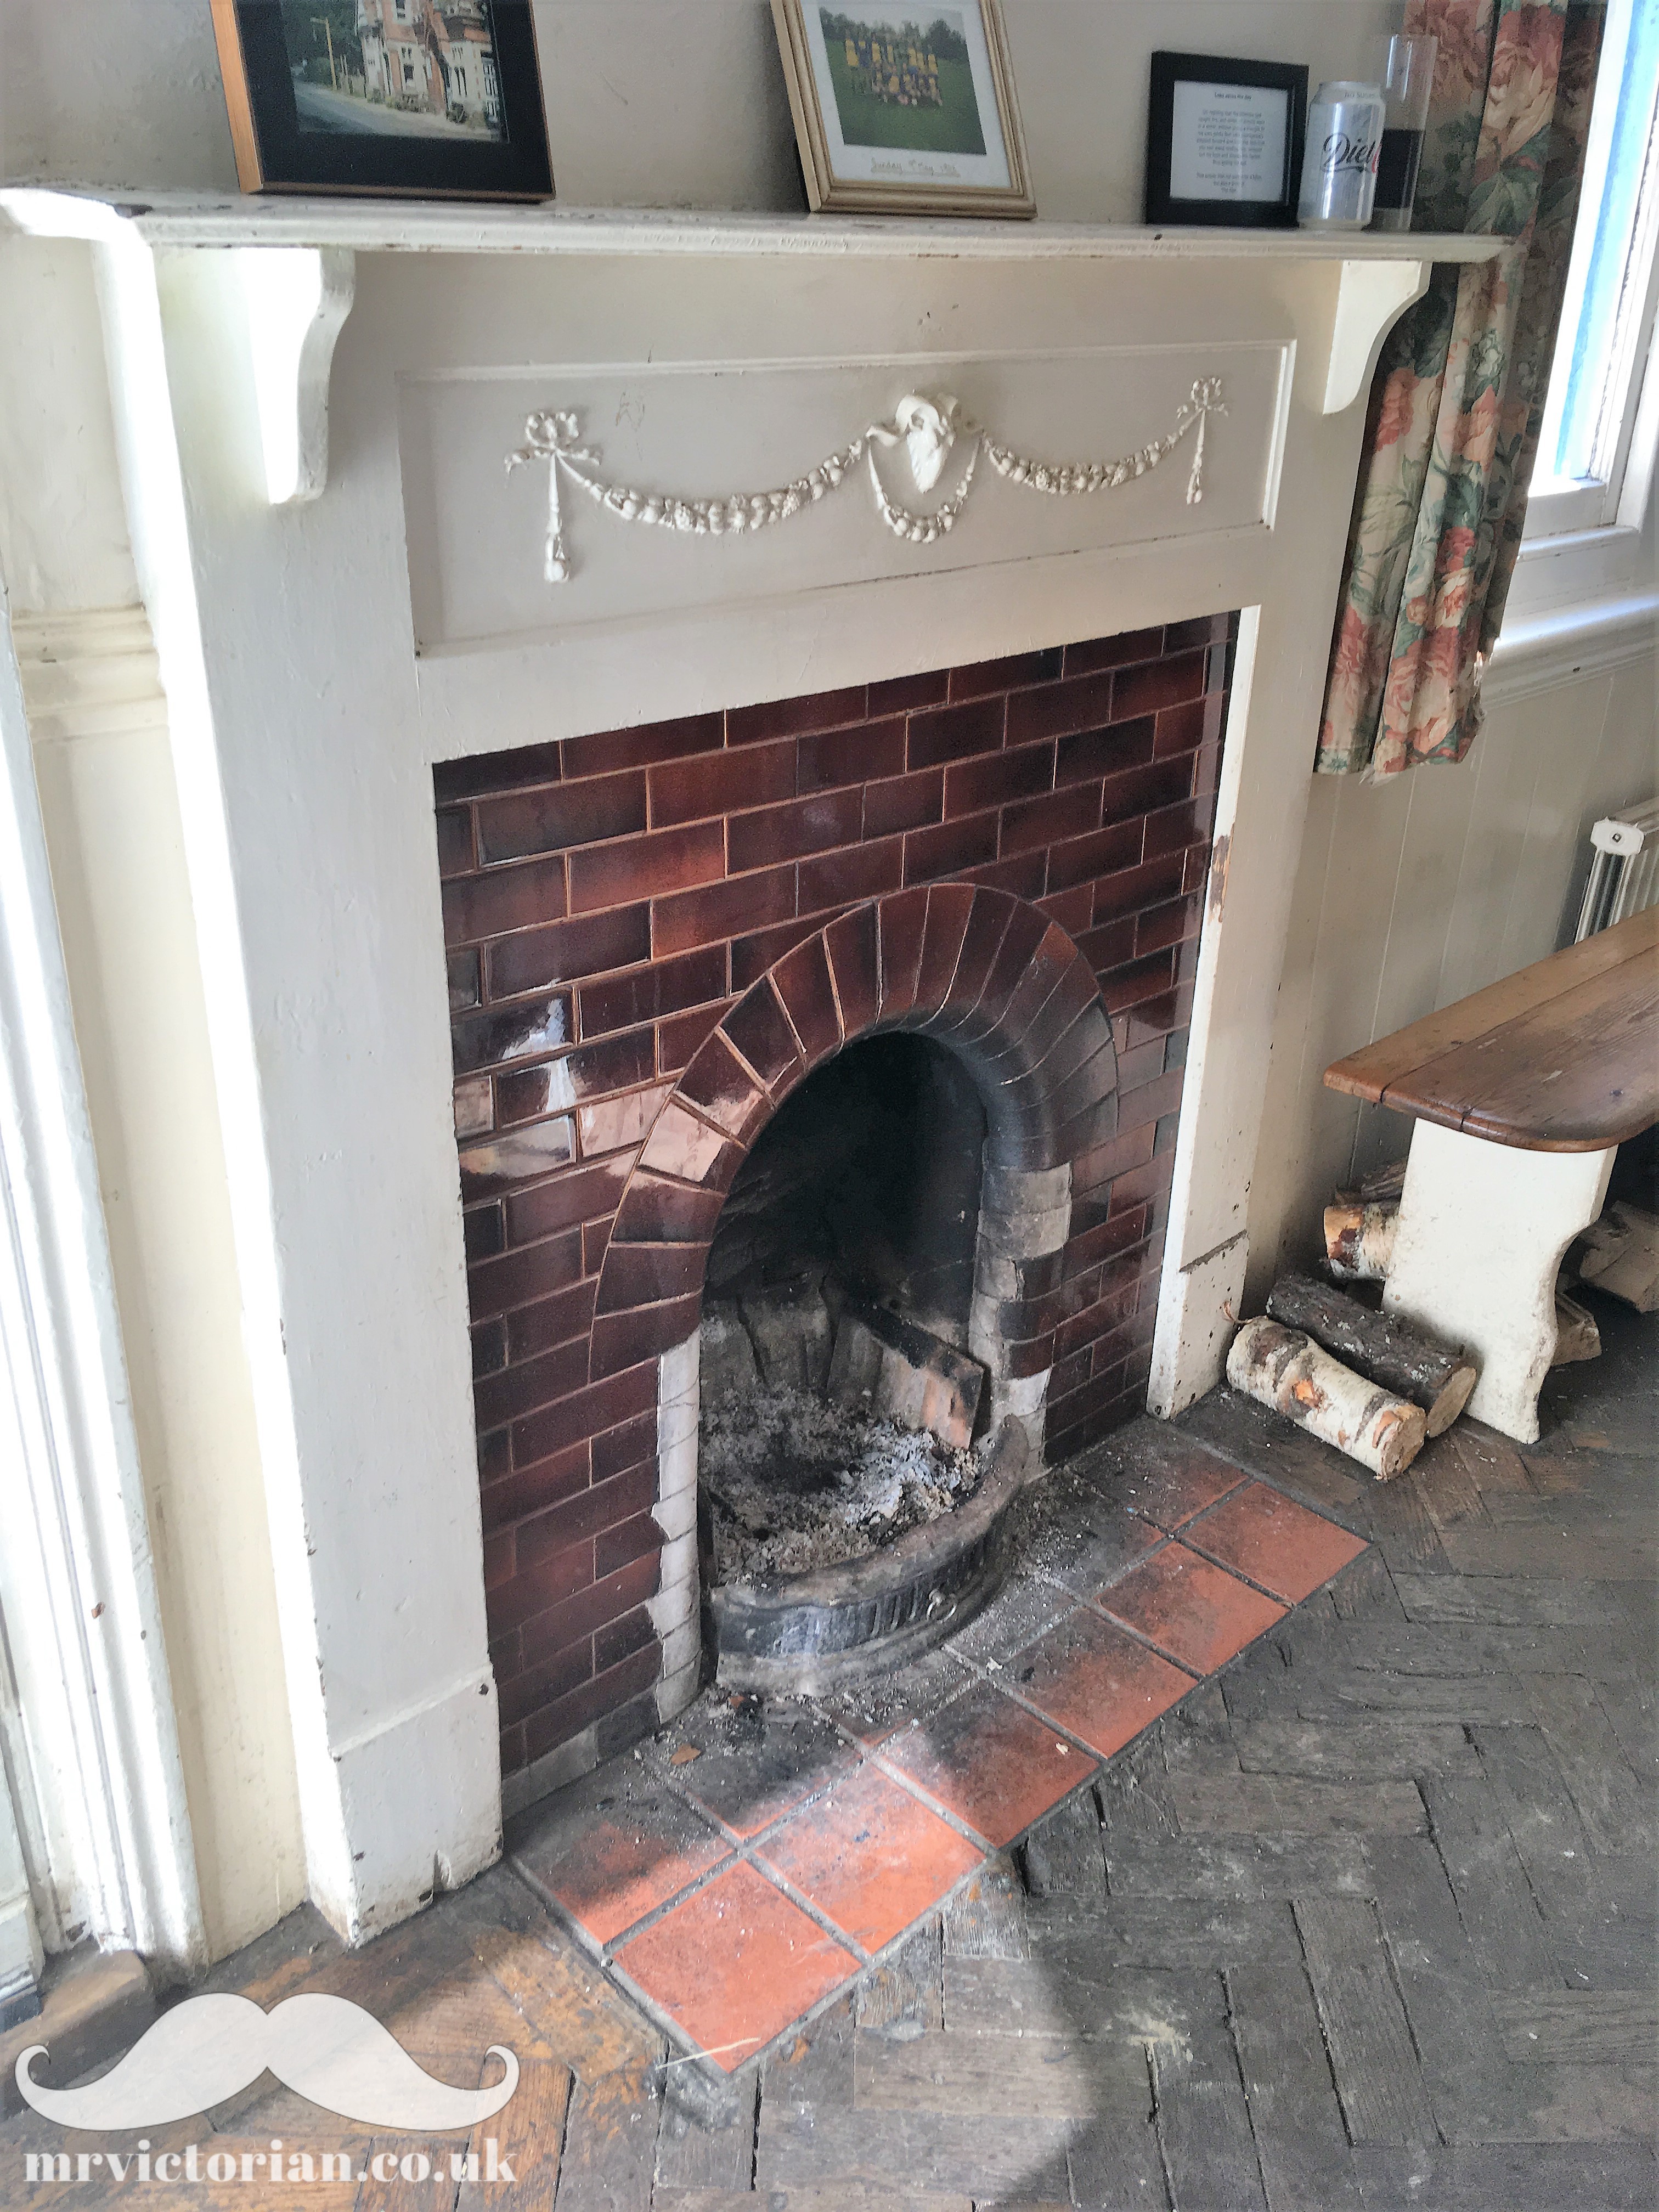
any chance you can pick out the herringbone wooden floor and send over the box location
[4,1305,1654,2210]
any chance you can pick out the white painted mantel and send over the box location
[0,187,1496,1948]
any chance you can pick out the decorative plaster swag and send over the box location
[507,379,1227,584]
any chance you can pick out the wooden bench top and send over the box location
[1324,906,1659,1153]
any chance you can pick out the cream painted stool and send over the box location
[1324,908,1658,1444]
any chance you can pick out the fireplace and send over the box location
[439,620,1234,1801]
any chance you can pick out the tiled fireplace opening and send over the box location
[437,615,1237,1804]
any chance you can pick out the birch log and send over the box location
[1226,1317,1427,1481]
[1324,1201,1398,1281]
[1265,1273,1477,1437]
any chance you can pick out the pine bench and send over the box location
[1324,905,1659,1441]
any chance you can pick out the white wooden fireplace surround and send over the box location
[0,190,1495,1956]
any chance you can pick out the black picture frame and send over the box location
[211,0,553,200]
[1144,52,1307,229]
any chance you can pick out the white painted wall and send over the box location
[0,0,1397,216]
[0,235,304,1964]
[1247,648,1659,1298]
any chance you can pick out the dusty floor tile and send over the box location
[650,1691,856,1839]
[1100,1542,1286,1674]
[1007,1605,1195,1757]
[511,1764,730,1947]
[759,1765,983,1954]
[881,1680,1092,1848]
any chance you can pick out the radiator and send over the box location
[1574,799,1659,940]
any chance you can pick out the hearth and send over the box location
[438,620,1235,1799]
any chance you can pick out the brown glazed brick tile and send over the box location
[649,737,795,830]
[588,1218,618,1282]
[1062,1204,1151,1280]
[477,771,646,865]
[1045,818,1143,894]
[799,835,902,912]
[508,1278,600,1363]
[677,1030,769,1139]
[1153,697,1208,757]
[464,1204,505,1263]
[721,978,802,1089]
[577,946,726,1040]
[653,864,795,958]
[960,853,1047,901]
[864,766,944,838]
[569,820,725,918]
[798,714,906,792]
[936,888,1014,1019]
[1101,756,1196,830]
[966,900,1051,1034]
[522,1643,662,1767]
[1076,915,1137,974]
[472,1317,507,1378]
[487,904,652,1003]
[454,1074,493,1141]
[452,993,572,1076]
[510,1359,657,1470]
[490,1539,595,1634]
[476,1425,513,1485]
[727,685,866,745]
[1113,650,1206,722]
[904,810,998,883]
[1164,611,1230,652]
[771,935,842,1064]
[1073,1121,1156,1192]
[906,693,1006,770]
[877,889,929,1018]
[473,1336,589,1434]
[590,1293,702,1378]
[498,1637,595,1731]
[659,1000,730,1072]
[1038,884,1094,935]
[1053,1282,1141,1365]
[596,1240,707,1312]
[730,917,821,990]
[948,646,1063,699]
[577,1084,669,1160]
[869,667,949,714]
[561,710,723,780]
[1138,894,1204,956]
[1092,854,1187,922]
[436,806,475,879]
[1108,1150,1177,1217]
[518,1554,659,1669]
[1114,1036,1169,1092]
[1194,737,1223,803]
[1056,715,1155,789]
[448,948,482,1012]
[1000,786,1089,858]
[469,1231,585,1322]
[594,1605,658,1675]
[944,738,1054,818]
[1155,1109,1182,1154]
[611,1169,725,1246]
[481,1438,590,1536]
[494,1029,656,1124]
[912,883,976,1015]
[729,787,863,873]
[445,855,570,953]
[1142,800,1209,862]
[824,902,880,1035]
[1061,627,1163,676]
[504,1154,635,1247]
[591,1424,656,1499]
[434,740,563,804]
[637,1098,742,1189]
[1006,669,1116,746]
[596,1511,664,1580]
[1099,950,1177,1015]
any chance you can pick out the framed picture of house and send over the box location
[771,1,1035,218]
[209,0,553,199]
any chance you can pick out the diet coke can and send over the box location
[1298,81,1386,229]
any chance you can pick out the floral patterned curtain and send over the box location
[1318,0,1606,778]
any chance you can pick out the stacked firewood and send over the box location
[1227,1156,1475,1483]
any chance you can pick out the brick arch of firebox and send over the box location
[587,882,1118,1402]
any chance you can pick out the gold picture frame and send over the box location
[771,0,1035,218]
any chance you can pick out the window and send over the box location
[1526,0,1659,539]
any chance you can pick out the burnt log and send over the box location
[1324,1200,1398,1281]
[1226,1316,1426,1482]
[1265,1272,1477,1438]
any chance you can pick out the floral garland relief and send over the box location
[507,381,1227,584]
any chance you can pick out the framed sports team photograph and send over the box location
[771,0,1035,218]
[210,0,553,199]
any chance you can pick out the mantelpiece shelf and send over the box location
[2,186,1503,266]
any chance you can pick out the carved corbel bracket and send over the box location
[1323,258,1430,415]
[234,246,357,505]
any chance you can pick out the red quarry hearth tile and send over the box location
[652,1699,856,1841]
[882,1680,1091,1848]
[1009,1605,1195,1758]
[1182,1481,1370,1603]
[1120,1436,1249,1532]
[758,1765,982,1955]
[512,1772,730,1949]
[614,1860,860,2070]
[1100,1543,1286,1675]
